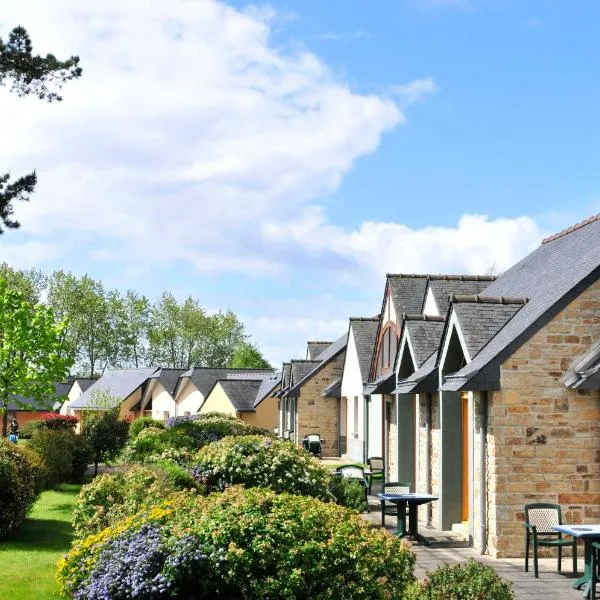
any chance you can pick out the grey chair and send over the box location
[524,503,577,578]
[380,481,411,528]
[367,456,385,494]
[302,433,322,457]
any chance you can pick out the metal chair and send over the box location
[380,481,411,528]
[336,465,370,513]
[591,541,600,599]
[524,503,577,578]
[305,433,322,457]
[367,456,385,494]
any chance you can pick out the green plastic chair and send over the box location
[380,481,411,529]
[524,503,577,578]
[591,541,600,598]
[367,456,385,494]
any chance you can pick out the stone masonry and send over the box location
[487,277,600,557]
[295,352,345,457]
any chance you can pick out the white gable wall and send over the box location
[176,379,204,415]
[341,328,364,462]
[384,292,397,324]
[423,286,440,317]
[151,382,177,421]
[60,381,82,416]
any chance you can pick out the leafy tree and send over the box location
[0,262,46,304]
[0,26,81,232]
[203,310,247,367]
[47,272,114,376]
[148,293,209,368]
[229,342,271,369]
[82,391,129,476]
[111,290,151,368]
[0,278,72,435]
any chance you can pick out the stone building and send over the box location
[393,214,600,557]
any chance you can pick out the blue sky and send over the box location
[1,0,599,364]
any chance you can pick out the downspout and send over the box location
[480,391,488,555]
[426,393,432,525]
[364,395,369,464]
[337,397,341,458]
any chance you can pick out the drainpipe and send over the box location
[364,395,370,463]
[426,393,432,525]
[480,391,488,555]
[337,397,341,458]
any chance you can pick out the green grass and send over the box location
[0,484,81,600]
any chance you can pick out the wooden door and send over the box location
[461,394,469,522]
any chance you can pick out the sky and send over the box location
[1,0,600,365]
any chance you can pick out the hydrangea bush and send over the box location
[58,487,415,600]
[192,435,331,500]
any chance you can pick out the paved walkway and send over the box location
[361,496,586,600]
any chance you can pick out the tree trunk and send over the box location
[1,409,7,437]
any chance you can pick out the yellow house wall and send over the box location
[242,396,278,429]
[487,277,600,558]
[199,383,237,417]
[176,380,204,415]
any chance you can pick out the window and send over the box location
[383,329,390,368]
[353,396,359,438]
[288,398,296,432]
[162,411,170,421]
[184,411,191,417]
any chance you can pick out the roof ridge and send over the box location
[541,213,600,244]
[291,359,321,363]
[386,273,497,281]
[449,294,528,305]
[306,340,333,344]
[402,313,446,322]
[350,316,380,321]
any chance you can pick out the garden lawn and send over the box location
[0,484,81,600]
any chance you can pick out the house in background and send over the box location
[279,335,347,456]
[201,371,281,428]
[174,367,275,416]
[60,377,98,417]
[139,368,188,421]
[339,317,380,462]
[68,367,158,424]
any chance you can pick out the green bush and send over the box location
[18,419,43,440]
[58,486,416,599]
[193,435,331,499]
[128,416,165,440]
[14,444,48,493]
[329,474,368,511]
[409,559,514,600]
[71,436,94,482]
[72,464,197,538]
[28,428,76,487]
[0,441,40,537]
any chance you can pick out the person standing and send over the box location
[8,418,19,444]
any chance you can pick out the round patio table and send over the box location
[377,492,438,546]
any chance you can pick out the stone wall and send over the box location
[488,277,600,557]
[296,353,345,457]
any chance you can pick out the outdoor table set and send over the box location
[377,492,438,546]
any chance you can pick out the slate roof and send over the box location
[404,317,446,367]
[7,395,54,412]
[213,379,262,412]
[307,342,332,359]
[564,339,600,389]
[70,368,158,409]
[395,352,439,394]
[254,372,282,407]
[349,318,379,382]
[443,216,600,390]
[181,367,274,397]
[452,299,526,359]
[426,276,495,315]
[387,275,430,314]
[75,378,98,393]
[322,377,341,398]
[150,368,188,396]
[290,360,321,385]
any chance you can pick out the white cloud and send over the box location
[263,208,546,281]
[392,78,438,104]
[0,0,406,274]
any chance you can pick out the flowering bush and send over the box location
[0,441,40,537]
[40,413,79,430]
[72,464,197,538]
[407,559,514,600]
[192,435,331,500]
[129,417,165,440]
[58,486,415,599]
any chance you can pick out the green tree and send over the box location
[229,342,271,369]
[0,278,72,435]
[111,290,150,368]
[83,403,129,476]
[203,310,247,367]
[47,272,114,376]
[1,26,81,232]
[0,262,46,304]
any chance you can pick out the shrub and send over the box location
[40,413,79,430]
[83,409,129,475]
[192,435,331,499]
[13,444,48,493]
[72,464,197,538]
[129,417,165,440]
[18,419,43,439]
[28,428,76,487]
[0,441,39,537]
[409,559,515,600]
[329,474,368,511]
[71,436,94,482]
[58,486,415,600]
